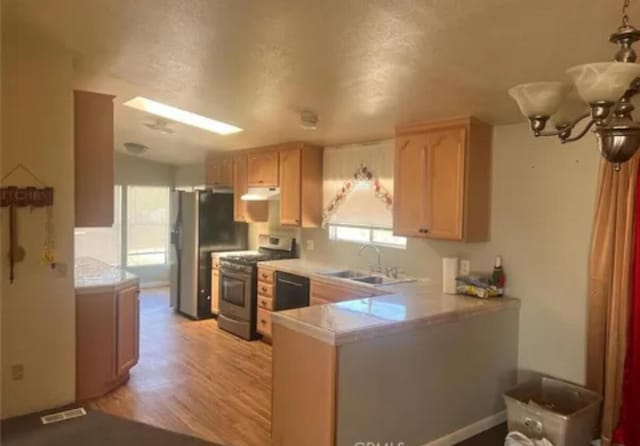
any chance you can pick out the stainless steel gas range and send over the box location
[217,234,296,340]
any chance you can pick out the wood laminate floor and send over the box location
[89,288,504,446]
[89,288,272,446]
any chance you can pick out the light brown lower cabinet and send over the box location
[272,324,336,446]
[272,303,521,446]
[211,268,220,315]
[257,266,275,338]
[76,285,140,401]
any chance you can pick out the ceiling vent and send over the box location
[124,142,149,156]
[300,110,318,130]
[144,118,176,134]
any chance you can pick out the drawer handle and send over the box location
[260,319,267,325]
[261,300,267,306]
[262,286,267,292]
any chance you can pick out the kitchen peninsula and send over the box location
[264,259,520,446]
[75,258,140,401]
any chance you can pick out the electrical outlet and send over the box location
[11,364,24,381]
[459,259,471,276]
[306,240,315,251]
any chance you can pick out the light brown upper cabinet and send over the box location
[206,153,233,187]
[394,117,492,241]
[233,154,268,223]
[279,144,323,227]
[247,151,279,187]
[74,90,115,227]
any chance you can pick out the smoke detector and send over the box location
[144,118,176,134]
[123,142,149,156]
[300,110,318,130]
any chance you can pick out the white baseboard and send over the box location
[140,281,170,289]
[422,411,507,446]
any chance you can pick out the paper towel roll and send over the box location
[442,257,459,294]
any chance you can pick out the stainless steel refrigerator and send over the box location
[169,190,248,319]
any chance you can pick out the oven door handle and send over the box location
[221,269,250,281]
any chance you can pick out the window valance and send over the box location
[322,140,394,228]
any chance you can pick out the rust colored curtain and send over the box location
[587,157,639,446]
[613,169,640,446]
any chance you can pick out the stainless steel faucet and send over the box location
[358,244,382,273]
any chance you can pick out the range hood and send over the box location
[240,187,280,201]
[175,184,232,193]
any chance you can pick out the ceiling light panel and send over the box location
[123,96,243,135]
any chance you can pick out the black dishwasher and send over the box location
[274,271,310,310]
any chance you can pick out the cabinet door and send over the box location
[221,157,233,187]
[279,148,302,226]
[393,134,428,237]
[233,155,247,222]
[74,90,115,227]
[211,269,220,314]
[233,155,268,222]
[248,152,279,187]
[425,127,466,240]
[116,286,139,377]
[206,156,222,186]
[76,291,117,401]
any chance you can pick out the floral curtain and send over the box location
[322,140,394,228]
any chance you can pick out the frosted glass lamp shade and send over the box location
[566,62,640,104]
[508,82,569,118]
[550,91,588,128]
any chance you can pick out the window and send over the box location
[74,186,122,265]
[126,186,170,266]
[328,225,407,249]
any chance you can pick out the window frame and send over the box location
[125,185,171,268]
[328,224,407,249]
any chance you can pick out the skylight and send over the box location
[123,97,243,135]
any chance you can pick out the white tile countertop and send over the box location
[260,259,520,345]
[75,257,139,295]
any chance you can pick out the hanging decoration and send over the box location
[0,163,57,283]
[322,164,393,226]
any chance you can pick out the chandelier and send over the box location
[509,0,640,169]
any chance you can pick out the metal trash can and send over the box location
[503,377,602,446]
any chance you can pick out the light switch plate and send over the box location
[459,260,471,276]
[306,240,315,251]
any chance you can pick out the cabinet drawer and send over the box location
[257,308,272,337]
[258,295,274,311]
[257,281,274,298]
[258,268,274,284]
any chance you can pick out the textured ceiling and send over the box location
[10,0,640,165]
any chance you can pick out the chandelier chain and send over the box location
[623,0,631,27]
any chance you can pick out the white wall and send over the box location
[174,163,205,189]
[287,123,600,384]
[115,152,175,187]
[1,11,76,417]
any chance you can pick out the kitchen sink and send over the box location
[322,270,369,279]
[320,269,416,287]
[351,276,386,285]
